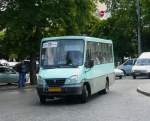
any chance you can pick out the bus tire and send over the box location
[102,80,109,94]
[80,84,89,103]
[148,73,150,79]
[119,76,122,79]
[39,95,46,104]
[133,75,136,79]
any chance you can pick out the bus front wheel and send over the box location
[39,95,46,104]
[133,75,136,79]
[102,80,109,94]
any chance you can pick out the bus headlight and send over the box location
[37,76,45,86]
[65,75,79,84]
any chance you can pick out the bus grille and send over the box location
[46,79,65,86]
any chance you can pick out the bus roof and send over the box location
[41,36,112,44]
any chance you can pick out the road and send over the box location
[0,77,150,121]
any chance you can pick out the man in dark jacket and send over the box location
[18,61,27,88]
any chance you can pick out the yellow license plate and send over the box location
[48,87,62,92]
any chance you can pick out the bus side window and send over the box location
[94,51,100,64]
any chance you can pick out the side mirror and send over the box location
[11,72,17,74]
[85,60,94,68]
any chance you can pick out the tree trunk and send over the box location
[30,54,37,85]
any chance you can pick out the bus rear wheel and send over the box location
[148,73,150,79]
[80,85,89,103]
[102,80,109,94]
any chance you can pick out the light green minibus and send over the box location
[37,36,115,103]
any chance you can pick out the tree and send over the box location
[141,0,150,52]
[0,0,96,84]
[98,0,150,60]
[95,0,138,62]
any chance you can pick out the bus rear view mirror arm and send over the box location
[85,60,94,68]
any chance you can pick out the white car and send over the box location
[0,59,9,66]
[114,68,124,79]
[8,62,19,67]
[132,52,150,79]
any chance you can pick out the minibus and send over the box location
[37,36,115,103]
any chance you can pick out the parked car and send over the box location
[0,66,19,84]
[0,59,9,66]
[8,62,19,67]
[132,52,150,79]
[114,68,124,79]
[117,58,137,75]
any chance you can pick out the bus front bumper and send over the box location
[37,84,83,98]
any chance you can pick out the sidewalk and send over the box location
[137,83,150,96]
[0,83,36,91]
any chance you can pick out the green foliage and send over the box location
[0,0,96,84]
[0,0,96,58]
[85,0,138,60]
[99,0,150,59]
[1,0,149,63]
[141,0,150,52]
[0,31,5,54]
[0,31,4,39]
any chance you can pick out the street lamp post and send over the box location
[136,0,142,55]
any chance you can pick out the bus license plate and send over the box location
[48,87,62,92]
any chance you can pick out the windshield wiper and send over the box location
[42,64,79,69]
[42,65,59,69]
[56,64,79,68]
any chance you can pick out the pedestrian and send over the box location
[18,60,27,88]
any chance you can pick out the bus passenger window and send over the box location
[98,52,104,64]
[94,52,100,64]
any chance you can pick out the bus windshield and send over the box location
[41,39,84,68]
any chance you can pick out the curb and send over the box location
[137,87,150,97]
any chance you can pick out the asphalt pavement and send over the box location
[0,83,35,91]
[0,76,150,121]
[137,83,150,96]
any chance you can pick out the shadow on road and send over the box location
[0,83,17,87]
[36,91,108,106]
[133,77,150,80]
[0,83,18,90]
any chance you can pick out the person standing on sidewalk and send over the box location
[18,61,27,88]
